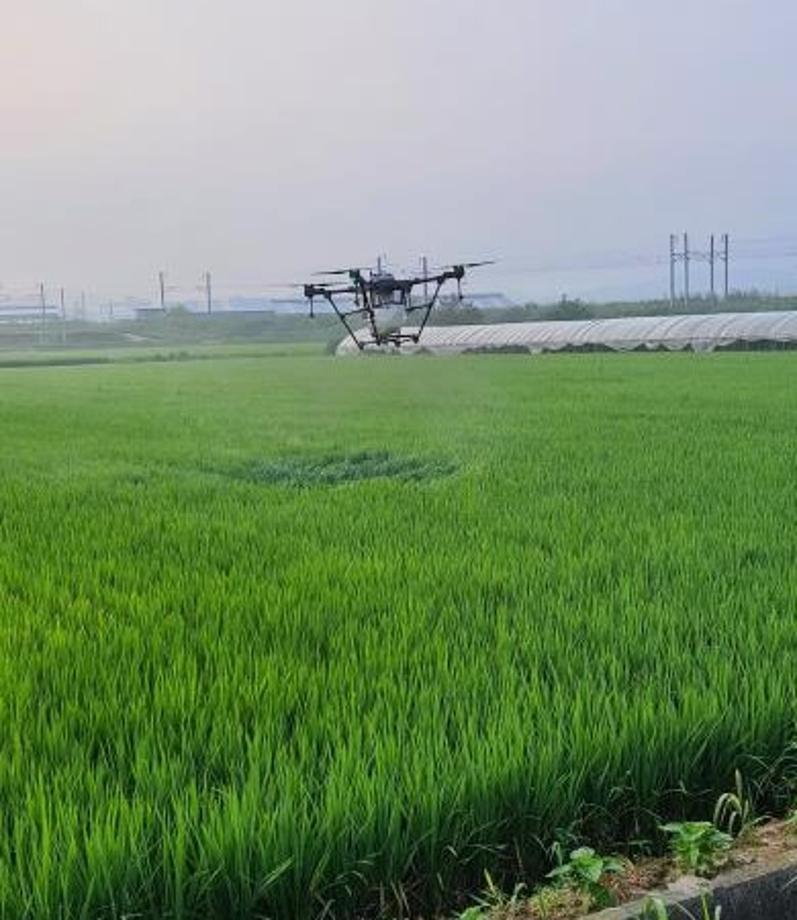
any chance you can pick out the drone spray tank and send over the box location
[303,258,494,350]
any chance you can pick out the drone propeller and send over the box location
[433,259,496,271]
[312,266,372,277]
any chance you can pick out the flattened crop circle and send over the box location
[226,451,456,487]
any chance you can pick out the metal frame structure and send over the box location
[669,233,730,307]
[303,261,492,349]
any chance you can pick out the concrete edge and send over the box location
[593,849,797,918]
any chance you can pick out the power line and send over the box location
[669,232,730,305]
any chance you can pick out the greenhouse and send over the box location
[337,309,797,355]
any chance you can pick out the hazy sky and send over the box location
[2,0,796,303]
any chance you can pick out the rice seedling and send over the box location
[0,351,795,917]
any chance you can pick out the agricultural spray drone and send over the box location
[302,260,494,350]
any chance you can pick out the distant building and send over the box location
[133,296,313,320]
[227,297,308,314]
[0,306,60,324]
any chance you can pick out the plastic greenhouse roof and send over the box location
[336,310,797,355]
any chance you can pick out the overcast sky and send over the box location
[2,0,796,303]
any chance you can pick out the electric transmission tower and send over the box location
[669,233,729,307]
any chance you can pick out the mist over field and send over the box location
[2,0,797,302]
[3,5,797,919]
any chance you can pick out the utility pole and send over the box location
[376,255,383,275]
[422,255,429,304]
[80,290,86,320]
[722,233,729,299]
[669,232,729,305]
[39,282,46,342]
[203,271,212,314]
[159,270,166,311]
[683,232,690,307]
[709,235,715,300]
[669,235,676,308]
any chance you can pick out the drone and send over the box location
[302,260,494,349]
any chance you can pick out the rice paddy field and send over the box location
[1,350,796,918]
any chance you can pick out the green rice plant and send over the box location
[0,351,795,917]
[225,450,456,486]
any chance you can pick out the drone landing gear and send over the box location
[320,284,442,350]
[303,260,494,350]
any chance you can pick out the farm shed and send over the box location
[337,309,797,355]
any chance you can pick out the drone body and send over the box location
[303,260,492,349]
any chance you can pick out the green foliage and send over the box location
[659,823,732,876]
[0,352,795,917]
[546,847,623,909]
[642,894,721,920]
[713,769,759,837]
[226,450,456,486]
[642,895,671,919]
[546,296,593,321]
[456,871,527,920]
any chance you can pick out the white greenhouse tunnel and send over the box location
[336,311,797,356]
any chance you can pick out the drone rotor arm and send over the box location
[304,257,493,350]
